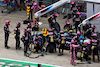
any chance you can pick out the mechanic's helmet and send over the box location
[71,40,75,43]
[92,33,97,37]
[34,2,38,8]
[38,36,41,38]
[84,41,88,46]
[27,28,31,33]
[71,1,75,4]
[17,22,21,27]
[28,23,31,26]
[77,31,81,35]
[27,28,30,31]
[49,28,52,32]
[52,28,55,31]
[66,21,70,25]
[71,1,76,7]
[60,30,64,34]
[54,13,59,17]
[89,28,92,31]
[34,2,38,5]
[91,25,94,27]
[27,23,32,28]
[76,12,80,17]
[5,20,10,25]
[76,12,81,15]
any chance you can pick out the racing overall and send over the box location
[58,33,66,56]
[70,40,79,65]
[31,3,41,27]
[73,35,80,58]
[81,39,91,63]
[21,31,29,56]
[91,25,96,32]
[14,27,21,50]
[4,24,10,49]
[91,38,99,62]
[27,28,32,51]
[73,15,82,33]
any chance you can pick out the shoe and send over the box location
[55,50,57,53]
[45,52,47,55]
[28,48,31,51]
[24,53,27,56]
[61,52,63,55]
[23,8,26,10]
[19,9,21,11]
[58,53,62,56]
[16,48,18,50]
[7,46,10,48]
[93,60,95,62]
[72,64,76,66]
[18,47,22,50]
[5,46,10,49]
[88,61,91,64]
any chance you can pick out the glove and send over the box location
[81,53,83,57]
[14,34,16,37]
[91,46,94,50]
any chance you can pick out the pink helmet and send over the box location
[60,30,64,33]
[89,28,92,30]
[49,28,52,31]
[52,28,55,30]
[91,25,94,27]
[28,23,30,25]
[54,13,59,17]
[92,33,97,37]
[77,31,81,34]
[71,1,75,4]
[76,12,81,15]
[84,41,88,46]
[24,29,27,32]
[38,36,41,38]
[71,40,74,43]
[66,21,70,24]
[27,23,32,26]
[34,2,38,5]
[5,20,10,25]
[27,28,30,31]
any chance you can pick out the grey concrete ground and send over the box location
[0,6,100,67]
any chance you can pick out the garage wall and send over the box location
[87,3,100,32]
[0,0,3,1]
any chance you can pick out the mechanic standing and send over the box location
[4,20,11,49]
[14,22,22,50]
